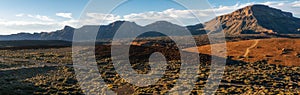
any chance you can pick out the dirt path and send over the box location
[243,40,260,57]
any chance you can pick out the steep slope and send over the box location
[204,4,300,35]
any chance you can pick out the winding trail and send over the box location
[243,40,260,57]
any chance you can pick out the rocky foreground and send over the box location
[0,45,299,95]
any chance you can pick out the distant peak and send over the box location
[247,4,269,8]
[233,4,270,13]
[235,4,269,11]
[152,21,173,24]
[108,20,137,27]
[206,4,300,35]
[222,4,293,18]
[109,20,136,25]
[111,20,126,24]
[146,21,178,27]
[64,25,73,29]
[63,25,74,31]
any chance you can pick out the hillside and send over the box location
[184,38,300,66]
[204,4,300,35]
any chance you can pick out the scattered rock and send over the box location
[274,60,282,62]
[296,53,300,58]
[238,56,245,59]
[281,48,293,54]
[265,55,273,57]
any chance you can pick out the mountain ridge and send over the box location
[204,4,300,35]
[1,4,300,41]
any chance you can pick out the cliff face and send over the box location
[204,4,300,35]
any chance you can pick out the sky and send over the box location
[0,0,300,35]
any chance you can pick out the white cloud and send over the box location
[86,13,121,21]
[123,8,208,20]
[1,14,65,34]
[209,3,252,16]
[118,3,264,25]
[79,13,122,25]
[15,14,24,17]
[122,8,236,26]
[0,20,62,35]
[56,13,73,19]
[16,14,54,22]
[32,15,54,21]
[0,21,54,26]
[292,1,300,7]
[258,1,300,17]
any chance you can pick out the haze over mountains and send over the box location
[1,4,300,41]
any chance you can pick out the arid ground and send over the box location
[184,38,300,66]
[0,38,299,95]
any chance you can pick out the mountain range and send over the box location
[0,4,300,41]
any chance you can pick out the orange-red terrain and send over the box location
[184,38,300,66]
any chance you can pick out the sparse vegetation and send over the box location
[0,38,299,94]
[185,38,300,66]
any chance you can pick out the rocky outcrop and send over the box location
[204,4,300,35]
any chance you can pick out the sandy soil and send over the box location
[184,38,300,66]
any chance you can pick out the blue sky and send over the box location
[0,0,299,35]
[0,0,86,19]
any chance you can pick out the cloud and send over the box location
[0,20,62,35]
[0,21,49,26]
[119,3,263,25]
[123,8,208,20]
[86,13,121,21]
[258,1,300,17]
[292,1,300,7]
[208,3,251,16]
[122,9,207,25]
[80,13,122,25]
[2,14,65,34]
[29,15,54,21]
[16,14,54,21]
[15,14,25,17]
[56,13,73,19]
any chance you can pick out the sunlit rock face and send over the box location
[204,4,300,35]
